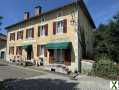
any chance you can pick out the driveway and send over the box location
[0,61,111,90]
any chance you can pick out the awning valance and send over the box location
[21,42,32,49]
[46,42,71,49]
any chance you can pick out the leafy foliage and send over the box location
[94,12,119,63]
[90,56,118,80]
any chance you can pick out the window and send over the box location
[56,21,64,34]
[40,16,45,22]
[37,45,47,57]
[17,31,23,40]
[38,24,48,37]
[9,47,14,55]
[40,45,45,56]
[54,49,64,64]
[39,26,45,37]
[16,46,22,55]
[26,28,34,39]
[10,33,15,41]
[53,19,67,35]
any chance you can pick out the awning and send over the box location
[46,42,71,49]
[21,42,32,49]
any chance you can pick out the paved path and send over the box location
[0,60,111,90]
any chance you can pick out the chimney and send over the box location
[35,6,42,16]
[24,12,29,20]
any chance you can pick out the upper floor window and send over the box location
[9,47,14,55]
[17,31,23,40]
[38,24,48,37]
[53,19,67,35]
[56,21,64,34]
[26,28,34,39]
[10,33,15,41]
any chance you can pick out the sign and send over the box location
[110,81,119,90]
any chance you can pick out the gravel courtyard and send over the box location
[0,61,111,90]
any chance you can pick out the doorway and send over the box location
[0,51,5,60]
[26,45,33,60]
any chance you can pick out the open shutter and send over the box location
[38,26,40,37]
[44,48,47,57]
[63,19,67,33]
[21,31,23,39]
[37,45,40,56]
[26,29,28,38]
[64,49,71,65]
[16,47,18,55]
[32,28,34,38]
[45,24,48,36]
[53,22,56,35]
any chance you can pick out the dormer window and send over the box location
[56,12,62,18]
[40,16,45,22]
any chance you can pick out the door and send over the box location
[1,51,5,60]
[54,49,64,64]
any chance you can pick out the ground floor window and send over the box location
[40,45,45,56]
[9,47,14,55]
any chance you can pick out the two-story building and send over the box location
[0,33,6,60]
[5,1,95,72]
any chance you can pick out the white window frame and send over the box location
[27,28,33,39]
[56,21,63,35]
[40,45,45,56]
[40,25,45,37]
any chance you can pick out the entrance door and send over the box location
[1,51,5,60]
[26,45,33,60]
[54,49,64,64]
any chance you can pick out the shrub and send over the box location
[90,56,118,80]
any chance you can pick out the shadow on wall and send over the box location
[0,78,78,90]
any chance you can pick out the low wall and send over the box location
[81,59,95,75]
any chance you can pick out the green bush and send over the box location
[90,56,118,80]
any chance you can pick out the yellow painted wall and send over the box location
[6,4,94,72]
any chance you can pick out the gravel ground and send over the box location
[0,60,111,90]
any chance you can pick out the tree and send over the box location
[94,12,119,63]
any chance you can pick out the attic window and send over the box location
[40,16,45,22]
[56,12,62,18]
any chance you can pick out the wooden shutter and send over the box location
[32,28,34,38]
[26,29,28,38]
[38,26,40,37]
[53,22,56,35]
[37,45,40,56]
[49,50,54,64]
[21,31,23,39]
[45,24,48,36]
[63,19,67,33]
[17,32,19,40]
[64,49,71,65]
[44,48,47,57]
[16,47,18,55]
[13,33,15,40]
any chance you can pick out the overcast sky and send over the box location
[0,0,119,34]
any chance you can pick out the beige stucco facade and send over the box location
[6,2,95,72]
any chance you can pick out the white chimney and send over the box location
[35,6,42,16]
[24,12,29,20]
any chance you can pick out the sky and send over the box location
[0,0,119,34]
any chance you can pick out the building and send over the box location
[5,1,95,72]
[0,33,6,60]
